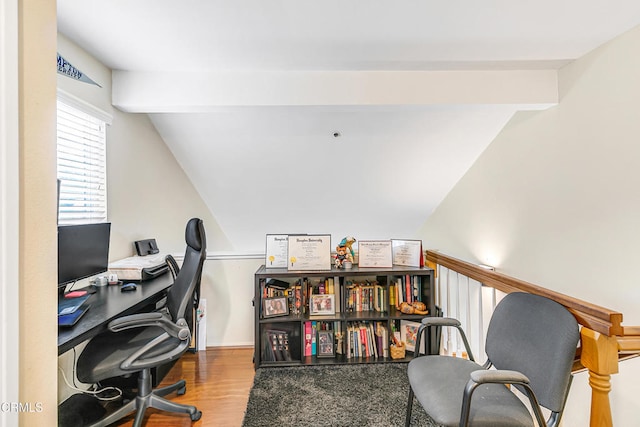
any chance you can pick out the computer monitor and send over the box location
[58,222,111,291]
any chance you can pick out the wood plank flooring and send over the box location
[114,347,255,427]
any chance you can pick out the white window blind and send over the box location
[56,100,107,224]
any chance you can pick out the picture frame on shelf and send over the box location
[358,240,393,268]
[309,294,335,316]
[391,239,423,267]
[400,320,425,353]
[287,234,332,271]
[317,330,335,357]
[265,234,289,268]
[263,296,289,318]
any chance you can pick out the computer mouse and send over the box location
[120,283,137,292]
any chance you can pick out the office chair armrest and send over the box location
[108,312,190,340]
[461,370,547,427]
[112,313,192,371]
[421,317,460,327]
[417,317,475,361]
[108,312,165,331]
[469,369,529,385]
[121,332,190,371]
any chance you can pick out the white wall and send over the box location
[203,258,263,347]
[418,25,640,426]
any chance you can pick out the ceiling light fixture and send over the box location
[332,131,341,138]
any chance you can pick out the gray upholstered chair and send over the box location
[405,292,579,427]
[77,218,206,427]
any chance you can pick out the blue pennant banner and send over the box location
[57,53,101,87]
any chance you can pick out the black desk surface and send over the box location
[58,274,173,355]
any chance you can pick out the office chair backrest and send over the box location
[166,218,206,323]
[485,292,579,413]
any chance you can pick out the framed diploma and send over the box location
[287,234,332,271]
[265,234,289,268]
[358,240,393,268]
[391,239,423,267]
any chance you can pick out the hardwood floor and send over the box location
[114,347,255,427]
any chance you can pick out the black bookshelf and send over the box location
[253,265,435,369]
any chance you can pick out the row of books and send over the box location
[390,275,422,307]
[261,274,424,318]
[262,330,293,362]
[345,321,389,359]
[261,278,289,298]
[264,320,412,362]
[261,277,340,317]
[344,281,386,313]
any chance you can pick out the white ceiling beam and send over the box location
[112,70,557,113]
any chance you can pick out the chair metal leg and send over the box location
[405,387,415,427]
[154,378,187,397]
[132,396,150,427]
[149,393,198,416]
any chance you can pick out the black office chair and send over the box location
[166,252,202,318]
[165,253,200,353]
[405,292,579,427]
[77,218,206,427]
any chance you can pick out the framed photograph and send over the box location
[400,320,425,354]
[263,296,289,318]
[309,294,335,315]
[317,330,335,357]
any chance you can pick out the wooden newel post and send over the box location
[580,327,619,427]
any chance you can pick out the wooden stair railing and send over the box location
[425,250,640,427]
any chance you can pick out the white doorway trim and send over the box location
[0,0,20,425]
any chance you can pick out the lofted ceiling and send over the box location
[57,1,640,252]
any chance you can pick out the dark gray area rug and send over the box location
[242,363,439,427]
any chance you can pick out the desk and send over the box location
[58,274,173,355]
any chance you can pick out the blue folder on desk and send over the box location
[58,304,90,327]
[58,294,90,316]
[58,295,91,327]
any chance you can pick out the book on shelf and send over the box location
[304,321,312,356]
[375,322,389,358]
[311,321,317,355]
[389,283,396,307]
[405,275,411,304]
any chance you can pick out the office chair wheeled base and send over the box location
[89,368,201,427]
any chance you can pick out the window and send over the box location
[56,100,107,224]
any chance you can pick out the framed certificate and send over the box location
[287,234,332,271]
[265,234,288,268]
[391,239,423,267]
[358,240,393,268]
